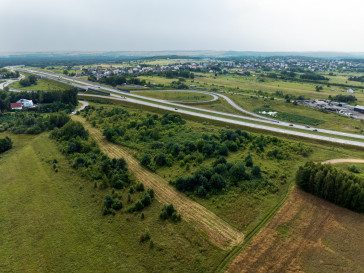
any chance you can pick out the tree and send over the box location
[209,173,226,190]
[245,153,253,167]
[0,136,12,153]
[155,153,167,166]
[252,166,261,177]
[229,162,246,185]
[104,195,114,209]
[140,154,151,167]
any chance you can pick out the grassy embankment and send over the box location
[131,91,213,102]
[10,75,69,91]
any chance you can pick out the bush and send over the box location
[155,153,168,166]
[252,166,261,177]
[139,228,151,243]
[136,182,145,192]
[140,154,151,167]
[160,203,181,222]
[104,195,114,209]
[0,136,12,153]
[229,162,246,185]
[245,154,253,167]
[112,199,123,210]
[348,165,361,174]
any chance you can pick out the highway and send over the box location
[12,67,364,147]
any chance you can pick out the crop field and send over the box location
[10,77,69,91]
[226,188,364,273]
[0,132,227,272]
[131,90,214,102]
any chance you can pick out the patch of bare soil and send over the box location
[226,188,364,273]
[72,115,244,250]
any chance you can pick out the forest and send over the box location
[296,161,364,212]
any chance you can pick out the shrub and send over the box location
[245,153,253,167]
[348,165,361,174]
[112,199,123,210]
[140,228,151,243]
[140,154,151,167]
[155,153,168,166]
[0,136,12,153]
[160,203,181,222]
[229,162,246,185]
[136,182,145,192]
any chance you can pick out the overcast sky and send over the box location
[1,0,363,52]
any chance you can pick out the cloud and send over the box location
[0,0,363,52]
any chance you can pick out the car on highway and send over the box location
[305,126,310,128]
[313,129,318,132]
[174,108,178,110]
[289,124,294,126]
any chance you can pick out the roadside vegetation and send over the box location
[10,75,69,91]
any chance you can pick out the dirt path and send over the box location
[225,188,364,273]
[322,158,364,164]
[72,115,244,250]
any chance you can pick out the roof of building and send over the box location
[10,103,23,109]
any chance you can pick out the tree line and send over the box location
[0,69,19,79]
[296,161,364,213]
[19,75,38,87]
[0,88,78,112]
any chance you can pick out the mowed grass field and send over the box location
[10,77,69,91]
[0,132,225,272]
[226,188,364,273]
[132,90,214,102]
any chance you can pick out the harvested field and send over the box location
[72,115,244,249]
[226,188,364,273]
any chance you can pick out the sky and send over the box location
[1,0,364,52]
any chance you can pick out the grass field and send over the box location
[222,94,364,133]
[226,188,364,273]
[0,132,226,272]
[131,91,214,102]
[10,77,69,91]
[331,162,364,179]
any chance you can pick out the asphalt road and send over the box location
[13,67,364,147]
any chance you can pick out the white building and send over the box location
[17,99,34,108]
[347,88,355,94]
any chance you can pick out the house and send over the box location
[10,103,23,110]
[17,99,33,108]
[347,88,355,94]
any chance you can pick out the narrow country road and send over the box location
[322,158,364,164]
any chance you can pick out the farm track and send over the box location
[72,115,244,250]
[322,158,364,164]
